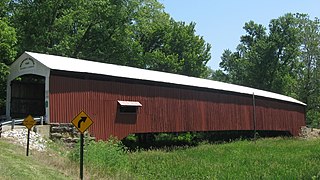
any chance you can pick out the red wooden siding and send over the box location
[255,98,305,136]
[49,73,305,140]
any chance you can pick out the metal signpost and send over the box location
[22,115,36,156]
[71,111,93,180]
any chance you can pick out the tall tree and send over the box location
[9,0,211,77]
[165,21,211,77]
[140,20,211,77]
[218,13,320,126]
[0,18,17,108]
[126,0,211,77]
[295,14,320,126]
[0,0,10,18]
[219,14,301,96]
[10,0,135,64]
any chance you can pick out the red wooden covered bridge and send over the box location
[6,52,306,140]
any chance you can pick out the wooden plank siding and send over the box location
[49,71,305,140]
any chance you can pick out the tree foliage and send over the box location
[295,14,320,126]
[0,0,211,112]
[218,15,302,95]
[8,0,211,77]
[0,18,16,108]
[214,13,320,126]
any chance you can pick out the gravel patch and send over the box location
[300,126,320,139]
[2,129,48,152]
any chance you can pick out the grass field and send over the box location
[72,137,320,179]
[1,137,320,179]
[0,140,78,179]
[127,138,320,179]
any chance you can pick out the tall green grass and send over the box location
[69,138,129,177]
[69,138,320,179]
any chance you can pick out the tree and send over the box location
[139,20,211,77]
[127,0,211,77]
[0,18,16,108]
[9,0,211,77]
[218,13,320,126]
[295,14,320,126]
[10,0,135,64]
[0,0,10,18]
[208,68,230,82]
[164,21,211,77]
[219,14,301,96]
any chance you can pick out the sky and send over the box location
[160,0,320,70]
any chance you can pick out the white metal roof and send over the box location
[21,51,305,106]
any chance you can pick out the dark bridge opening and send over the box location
[10,74,45,118]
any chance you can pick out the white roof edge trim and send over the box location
[23,51,306,106]
[118,101,142,107]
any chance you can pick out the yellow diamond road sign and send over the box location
[23,115,36,130]
[72,111,93,134]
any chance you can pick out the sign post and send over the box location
[71,111,93,180]
[0,122,2,138]
[22,115,36,156]
[80,133,84,179]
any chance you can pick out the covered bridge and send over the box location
[6,52,306,140]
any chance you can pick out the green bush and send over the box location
[155,132,196,143]
[306,110,320,128]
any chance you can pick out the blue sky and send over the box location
[160,0,320,70]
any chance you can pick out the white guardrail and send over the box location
[0,116,45,137]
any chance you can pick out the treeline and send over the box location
[211,13,320,127]
[0,1,319,126]
[0,0,211,109]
